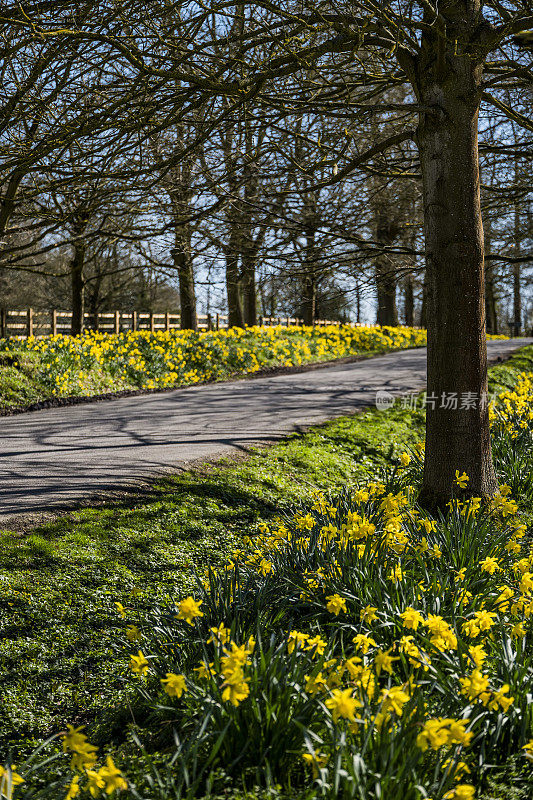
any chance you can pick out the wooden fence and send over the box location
[0,309,344,339]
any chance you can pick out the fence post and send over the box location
[132,311,137,331]
[258,315,263,327]
[165,311,170,331]
[27,307,34,337]
[215,312,220,331]
[51,309,57,336]
[0,308,6,338]
[150,312,155,332]
[114,310,120,334]
[207,313,213,331]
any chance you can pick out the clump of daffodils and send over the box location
[8,360,533,799]
[0,324,427,398]
[120,424,533,799]
[61,726,127,796]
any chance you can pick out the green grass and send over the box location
[1,345,532,762]
[0,349,50,408]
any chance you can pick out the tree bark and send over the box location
[242,248,258,326]
[376,275,398,326]
[172,230,197,331]
[301,271,316,326]
[417,55,498,508]
[70,243,86,336]
[419,273,427,328]
[512,262,521,337]
[404,273,415,326]
[226,232,244,327]
[375,208,398,326]
[485,260,498,335]
[402,191,417,327]
[512,182,522,336]
[87,278,102,330]
[301,221,318,326]
[484,219,498,334]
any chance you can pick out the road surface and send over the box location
[1,338,530,520]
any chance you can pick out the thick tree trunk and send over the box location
[242,248,258,326]
[484,217,498,334]
[419,273,427,328]
[512,192,522,336]
[375,209,398,326]
[70,244,86,336]
[512,263,521,337]
[301,272,316,326]
[87,287,100,331]
[226,241,244,328]
[417,61,497,508]
[404,273,415,326]
[172,232,197,331]
[376,276,398,326]
[403,191,416,327]
[301,222,318,326]
[485,260,498,335]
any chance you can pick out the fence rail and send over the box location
[0,309,345,339]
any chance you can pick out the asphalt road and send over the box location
[1,338,531,521]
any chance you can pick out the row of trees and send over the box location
[1,4,531,336]
[0,1,532,505]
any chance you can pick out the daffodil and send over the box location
[129,650,150,676]
[399,606,425,630]
[98,756,128,794]
[455,471,469,489]
[0,766,24,800]
[326,594,347,615]
[176,596,204,625]
[161,673,187,698]
[325,688,362,722]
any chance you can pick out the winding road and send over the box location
[0,338,530,521]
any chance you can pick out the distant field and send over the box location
[0,324,429,411]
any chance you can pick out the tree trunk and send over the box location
[512,187,522,336]
[404,273,415,326]
[375,208,398,326]
[417,59,498,508]
[301,271,316,326]
[376,275,398,326]
[484,217,498,334]
[70,244,86,336]
[512,262,521,337]
[226,239,244,328]
[87,280,102,331]
[403,191,417,327]
[172,231,197,331]
[242,247,258,326]
[485,260,498,335]
[419,273,427,328]
[301,222,318,326]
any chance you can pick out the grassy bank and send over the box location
[1,346,532,799]
[0,324,427,411]
[0,398,426,752]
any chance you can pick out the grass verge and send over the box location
[1,345,532,799]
